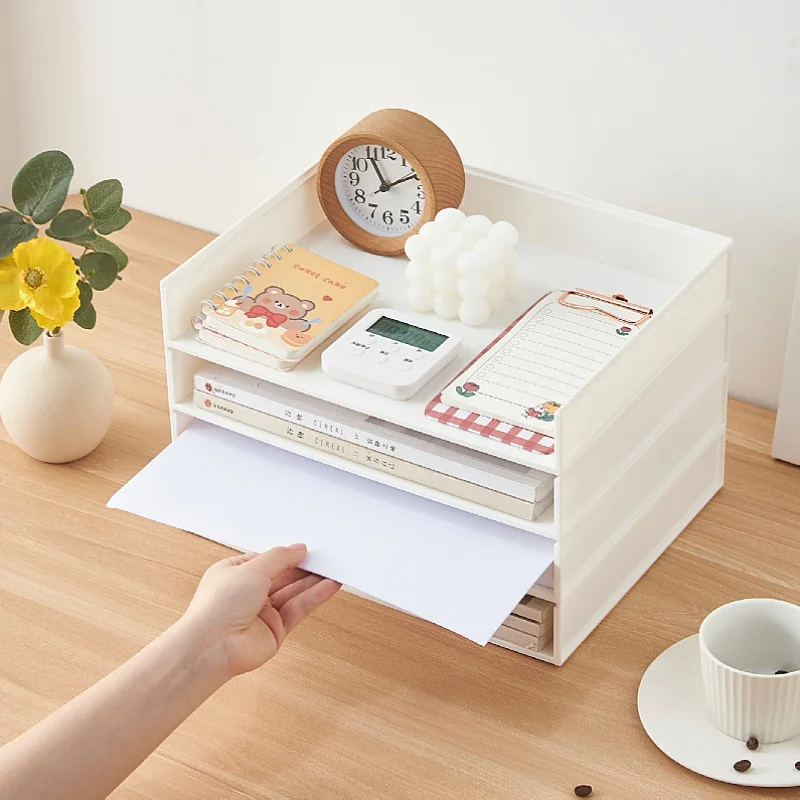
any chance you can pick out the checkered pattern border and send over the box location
[425,395,555,455]
[424,293,556,456]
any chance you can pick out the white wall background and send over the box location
[3,0,799,407]
[0,20,18,204]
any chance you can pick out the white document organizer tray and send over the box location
[162,165,732,665]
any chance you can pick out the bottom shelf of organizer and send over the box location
[345,586,557,664]
[171,400,559,663]
[489,637,556,664]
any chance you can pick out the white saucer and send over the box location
[638,635,800,788]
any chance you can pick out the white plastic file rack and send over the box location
[161,165,732,665]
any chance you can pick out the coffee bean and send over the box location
[795,761,800,771]
[746,737,759,751]
[574,786,592,798]
[775,670,789,675]
[733,760,751,773]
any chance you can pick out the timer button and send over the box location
[406,349,425,361]
[391,356,413,372]
[372,350,389,363]
[382,341,400,353]
[346,342,366,356]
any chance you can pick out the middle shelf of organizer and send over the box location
[172,395,557,539]
[169,328,560,474]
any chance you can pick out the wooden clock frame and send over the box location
[316,109,466,256]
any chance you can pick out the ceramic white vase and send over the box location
[0,330,114,463]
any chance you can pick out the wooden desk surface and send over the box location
[1,206,798,800]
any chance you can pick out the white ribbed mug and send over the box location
[699,599,800,743]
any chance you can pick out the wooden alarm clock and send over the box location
[316,109,466,256]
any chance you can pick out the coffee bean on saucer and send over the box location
[574,786,592,798]
[746,737,759,751]
[775,670,789,675]
[733,760,751,773]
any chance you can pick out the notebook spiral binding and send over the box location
[191,243,293,330]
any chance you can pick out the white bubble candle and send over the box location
[404,209,519,326]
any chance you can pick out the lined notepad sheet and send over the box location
[440,291,642,435]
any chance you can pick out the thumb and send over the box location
[242,544,307,580]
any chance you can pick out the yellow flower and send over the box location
[0,238,80,330]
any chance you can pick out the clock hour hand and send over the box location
[369,158,390,193]
[386,171,418,188]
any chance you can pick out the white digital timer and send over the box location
[321,308,462,399]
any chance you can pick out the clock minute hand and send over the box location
[369,158,390,192]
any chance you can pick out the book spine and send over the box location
[194,371,546,502]
[196,329,289,370]
[493,623,552,652]
[194,390,537,521]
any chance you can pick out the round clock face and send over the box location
[334,145,425,238]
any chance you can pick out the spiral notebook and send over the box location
[192,243,379,370]
[439,289,653,436]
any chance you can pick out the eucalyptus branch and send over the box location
[0,205,29,222]
[2,152,132,343]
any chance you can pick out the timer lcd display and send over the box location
[367,316,448,352]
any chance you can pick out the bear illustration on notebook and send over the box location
[193,243,379,371]
[237,286,316,331]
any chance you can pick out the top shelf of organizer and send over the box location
[162,166,731,473]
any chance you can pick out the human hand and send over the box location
[181,545,340,680]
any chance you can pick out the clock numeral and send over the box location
[364,146,400,162]
[354,188,366,203]
[400,156,408,167]
[399,209,410,224]
[417,185,425,200]
[349,171,360,186]
[368,202,378,219]
[412,200,422,215]
[382,209,394,225]
[352,157,368,172]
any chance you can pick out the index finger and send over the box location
[243,544,307,579]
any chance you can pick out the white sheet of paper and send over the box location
[107,422,554,645]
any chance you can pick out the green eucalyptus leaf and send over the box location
[93,206,131,235]
[77,280,93,306]
[8,308,43,345]
[0,212,38,258]
[80,252,118,290]
[91,234,128,270]
[84,179,123,219]
[48,208,92,240]
[12,151,74,224]
[73,281,96,329]
[73,299,97,330]
[46,228,98,247]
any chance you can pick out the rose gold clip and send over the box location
[558,289,653,327]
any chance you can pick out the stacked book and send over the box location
[193,365,554,521]
[494,595,554,652]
